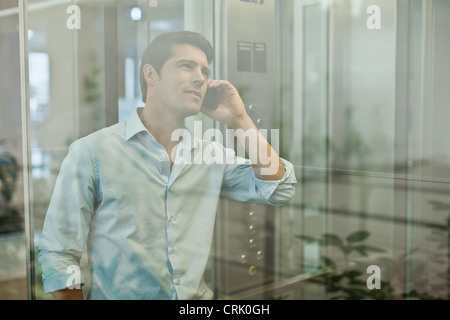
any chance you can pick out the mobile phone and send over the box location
[202,87,220,110]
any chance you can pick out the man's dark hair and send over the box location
[139,31,214,103]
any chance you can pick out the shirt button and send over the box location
[159,154,165,160]
[174,279,181,285]
[169,247,175,254]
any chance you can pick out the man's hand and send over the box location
[201,80,285,181]
[51,288,84,300]
[200,80,247,127]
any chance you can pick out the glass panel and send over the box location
[27,0,97,299]
[325,0,398,300]
[405,0,450,298]
[8,0,450,300]
[0,0,28,299]
[271,0,450,300]
[25,0,187,300]
[300,2,328,279]
[211,0,450,300]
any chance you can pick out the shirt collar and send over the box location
[125,107,148,141]
[125,107,198,151]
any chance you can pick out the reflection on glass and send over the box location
[0,0,27,300]
[29,52,50,123]
[2,0,450,300]
[25,0,187,300]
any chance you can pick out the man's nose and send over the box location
[192,70,206,87]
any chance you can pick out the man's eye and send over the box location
[182,64,192,69]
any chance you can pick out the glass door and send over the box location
[14,0,214,299]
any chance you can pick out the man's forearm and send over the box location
[227,114,285,181]
[51,288,84,300]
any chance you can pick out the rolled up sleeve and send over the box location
[38,138,97,293]
[255,158,297,206]
[221,147,297,206]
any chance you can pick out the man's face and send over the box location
[153,43,210,118]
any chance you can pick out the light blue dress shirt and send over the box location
[38,107,297,300]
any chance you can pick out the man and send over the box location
[38,31,296,300]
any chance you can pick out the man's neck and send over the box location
[140,104,186,152]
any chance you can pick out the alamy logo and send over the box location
[171,121,280,175]
[66,265,81,289]
[366,265,381,289]
[66,5,81,30]
[366,5,381,30]
[66,4,380,31]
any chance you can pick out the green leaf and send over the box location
[362,245,386,253]
[428,200,450,211]
[346,230,370,243]
[320,256,336,268]
[294,235,318,243]
[350,244,386,257]
[343,270,362,279]
[322,233,344,247]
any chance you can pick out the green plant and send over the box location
[0,154,22,233]
[83,67,101,105]
[295,230,395,299]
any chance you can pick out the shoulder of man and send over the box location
[72,121,126,148]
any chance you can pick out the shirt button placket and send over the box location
[166,198,179,291]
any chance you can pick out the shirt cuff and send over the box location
[42,270,85,294]
[252,158,296,199]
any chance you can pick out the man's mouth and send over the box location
[186,90,202,99]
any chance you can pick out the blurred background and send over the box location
[1,0,449,300]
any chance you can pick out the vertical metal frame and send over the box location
[103,1,119,127]
[393,0,437,297]
[18,0,35,300]
[394,0,413,296]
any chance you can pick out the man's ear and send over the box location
[143,64,159,85]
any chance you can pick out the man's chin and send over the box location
[181,104,202,118]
